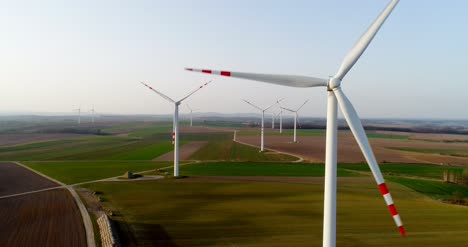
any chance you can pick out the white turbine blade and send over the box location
[185,68,328,88]
[335,0,400,80]
[243,99,263,111]
[280,107,295,113]
[178,80,212,102]
[296,99,310,111]
[264,101,278,112]
[185,103,192,111]
[334,87,405,236]
[140,81,176,103]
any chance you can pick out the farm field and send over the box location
[0,162,86,246]
[22,161,171,185]
[3,121,468,247]
[236,131,468,165]
[81,177,468,247]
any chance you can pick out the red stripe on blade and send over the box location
[399,226,406,237]
[388,204,398,216]
[379,183,389,195]
[202,70,212,74]
[221,71,231,76]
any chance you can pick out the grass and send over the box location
[161,162,361,177]
[387,177,468,201]
[80,179,468,246]
[389,147,468,157]
[22,161,171,184]
[342,163,465,180]
[190,140,297,162]
[0,134,181,161]
[366,132,409,140]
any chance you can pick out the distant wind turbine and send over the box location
[277,99,284,133]
[185,103,198,127]
[89,106,95,124]
[243,99,276,152]
[73,106,81,125]
[185,0,404,245]
[140,81,211,177]
[281,99,309,143]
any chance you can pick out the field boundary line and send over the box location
[13,162,96,247]
[233,139,304,163]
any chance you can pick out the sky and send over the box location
[1,0,467,119]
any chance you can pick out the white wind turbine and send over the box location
[281,99,309,143]
[89,105,96,124]
[140,81,211,177]
[73,106,81,125]
[185,0,404,245]
[243,99,276,152]
[270,99,284,130]
[185,103,198,127]
[277,99,284,133]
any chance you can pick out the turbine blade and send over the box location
[334,87,405,237]
[264,102,278,111]
[280,107,295,113]
[296,99,310,111]
[178,80,212,102]
[185,68,328,88]
[185,103,192,111]
[243,99,263,111]
[140,81,176,103]
[335,0,400,80]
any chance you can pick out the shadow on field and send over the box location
[115,220,178,247]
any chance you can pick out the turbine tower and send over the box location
[89,105,95,124]
[185,1,403,246]
[140,80,211,177]
[185,103,198,127]
[73,106,81,125]
[281,99,309,143]
[243,99,276,152]
[277,99,284,133]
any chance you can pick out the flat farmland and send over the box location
[237,131,468,165]
[0,162,86,246]
[81,177,468,247]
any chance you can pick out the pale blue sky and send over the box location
[1,1,467,119]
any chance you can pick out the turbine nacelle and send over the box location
[327,77,342,91]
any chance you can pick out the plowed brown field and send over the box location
[0,162,86,247]
[238,132,468,165]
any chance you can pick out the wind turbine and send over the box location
[89,105,95,124]
[277,99,284,133]
[73,106,81,125]
[243,99,276,152]
[270,98,284,130]
[281,99,309,143]
[140,80,211,177]
[185,0,404,245]
[185,103,198,127]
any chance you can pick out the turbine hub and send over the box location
[328,77,341,91]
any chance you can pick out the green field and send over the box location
[367,132,409,140]
[342,163,465,180]
[22,161,171,184]
[389,147,468,157]
[190,140,297,161]
[81,178,468,246]
[164,162,360,177]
